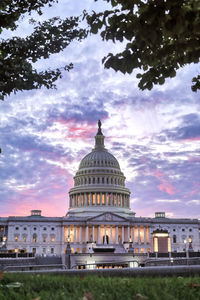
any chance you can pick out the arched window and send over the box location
[89,178,91,184]
[97,177,100,184]
[111,178,113,184]
[33,234,37,243]
[115,178,117,184]
[93,177,95,184]
[107,177,109,184]
[102,177,104,184]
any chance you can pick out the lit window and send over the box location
[33,234,37,243]
[43,236,47,243]
[92,193,95,205]
[102,193,105,205]
[51,236,55,243]
[23,236,27,243]
[97,193,100,205]
[15,236,18,242]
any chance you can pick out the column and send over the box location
[122,226,124,243]
[116,226,119,244]
[95,193,97,205]
[110,226,113,244]
[92,226,95,242]
[97,226,100,244]
[100,192,102,206]
[138,226,140,244]
[104,225,107,244]
[61,226,64,253]
[144,227,146,244]
[127,226,130,241]
[79,226,82,243]
[132,226,135,243]
[86,226,89,242]
[105,193,108,205]
[74,226,76,243]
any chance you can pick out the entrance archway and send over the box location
[153,229,170,253]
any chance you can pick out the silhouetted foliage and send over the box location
[0,0,87,100]
[85,0,200,92]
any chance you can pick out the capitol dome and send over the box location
[68,120,133,217]
[79,150,120,170]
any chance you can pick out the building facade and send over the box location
[0,121,200,265]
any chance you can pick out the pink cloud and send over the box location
[179,137,200,143]
[146,168,177,195]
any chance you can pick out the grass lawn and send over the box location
[0,273,200,300]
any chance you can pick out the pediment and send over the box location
[87,212,128,223]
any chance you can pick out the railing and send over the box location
[0,253,34,258]
[3,264,67,272]
[145,257,200,267]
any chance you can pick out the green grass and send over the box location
[0,273,200,300]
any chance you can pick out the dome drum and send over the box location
[69,191,130,209]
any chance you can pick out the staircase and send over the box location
[114,244,127,253]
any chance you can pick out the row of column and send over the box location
[66,225,150,244]
[70,192,129,208]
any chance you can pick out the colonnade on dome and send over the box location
[69,192,130,208]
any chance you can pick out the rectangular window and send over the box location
[51,248,54,254]
[51,236,55,243]
[87,193,90,205]
[43,236,47,243]
[15,236,18,242]
[102,193,105,205]
[97,193,100,205]
[81,194,84,206]
[23,237,26,243]
[118,194,121,206]
[92,193,95,205]
[77,195,80,206]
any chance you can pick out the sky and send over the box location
[0,0,200,219]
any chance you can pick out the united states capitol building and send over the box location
[0,121,200,268]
